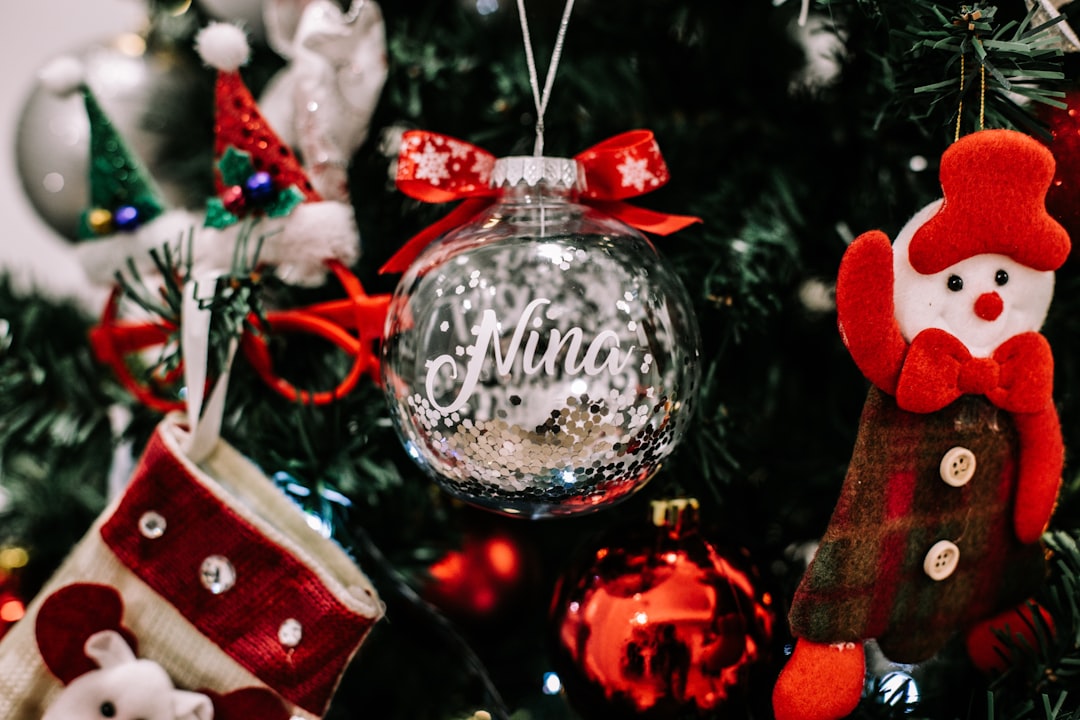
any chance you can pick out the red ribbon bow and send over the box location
[380,129,701,274]
[89,260,391,413]
[895,328,1054,414]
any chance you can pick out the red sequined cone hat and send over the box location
[194,22,320,228]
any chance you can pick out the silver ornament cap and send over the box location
[490,156,584,191]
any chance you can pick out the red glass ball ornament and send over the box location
[421,526,533,623]
[549,499,776,719]
[0,593,25,640]
[0,568,25,641]
[1040,88,1080,240]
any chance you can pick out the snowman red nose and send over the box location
[974,291,1003,321]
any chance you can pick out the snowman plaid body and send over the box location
[789,386,1047,662]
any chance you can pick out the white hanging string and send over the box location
[180,273,239,464]
[515,0,576,156]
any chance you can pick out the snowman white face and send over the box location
[892,201,1055,358]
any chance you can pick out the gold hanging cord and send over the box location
[954,8,987,142]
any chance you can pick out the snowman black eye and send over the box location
[100,701,116,718]
[995,269,1009,286]
[947,274,964,292]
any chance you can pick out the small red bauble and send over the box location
[1040,88,1080,241]
[221,184,247,215]
[0,568,25,641]
[549,499,776,719]
[421,526,532,623]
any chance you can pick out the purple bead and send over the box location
[113,205,140,232]
[243,171,275,205]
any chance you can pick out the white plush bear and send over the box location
[42,630,213,720]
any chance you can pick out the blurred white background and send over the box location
[0,1,154,306]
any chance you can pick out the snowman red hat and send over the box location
[908,128,1070,274]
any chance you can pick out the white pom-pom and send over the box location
[195,22,251,72]
[268,201,360,286]
[39,56,85,96]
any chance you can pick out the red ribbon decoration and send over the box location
[380,129,701,274]
[89,260,391,411]
[895,328,1054,414]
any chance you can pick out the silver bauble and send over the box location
[15,35,188,241]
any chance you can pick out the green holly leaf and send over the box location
[218,147,255,188]
[204,198,238,229]
[266,185,305,218]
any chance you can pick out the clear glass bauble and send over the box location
[382,156,701,518]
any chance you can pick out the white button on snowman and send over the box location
[939,445,976,487]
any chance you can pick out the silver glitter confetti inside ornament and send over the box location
[382,156,701,518]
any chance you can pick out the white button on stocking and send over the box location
[923,540,960,581]
[138,511,167,539]
[278,618,303,648]
[939,446,976,487]
[199,555,236,594]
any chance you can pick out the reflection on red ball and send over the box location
[550,521,775,718]
[422,529,530,622]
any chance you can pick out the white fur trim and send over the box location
[38,56,85,96]
[266,201,360,286]
[194,22,251,72]
[73,209,200,286]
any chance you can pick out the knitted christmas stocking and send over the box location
[0,413,383,720]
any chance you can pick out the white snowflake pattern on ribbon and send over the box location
[410,142,452,185]
[446,139,472,159]
[616,155,658,192]
[472,153,495,179]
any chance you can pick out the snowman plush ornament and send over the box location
[772,129,1070,720]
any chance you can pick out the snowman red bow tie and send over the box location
[895,328,1054,414]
